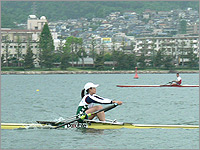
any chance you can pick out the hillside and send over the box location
[1,1,199,28]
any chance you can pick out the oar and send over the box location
[164,81,172,85]
[54,103,118,129]
[54,115,79,125]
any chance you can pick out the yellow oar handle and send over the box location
[80,113,91,120]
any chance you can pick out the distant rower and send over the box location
[171,73,182,85]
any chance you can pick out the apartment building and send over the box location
[186,22,199,35]
[134,35,199,65]
[1,15,47,67]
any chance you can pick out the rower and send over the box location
[76,82,122,122]
[171,73,182,85]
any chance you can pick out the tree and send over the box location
[113,51,129,70]
[74,37,81,65]
[4,35,11,67]
[24,41,34,69]
[179,41,186,66]
[39,23,55,69]
[65,36,77,67]
[1,54,5,67]
[60,42,71,70]
[163,55,174,70]
[138,53,146,69]
[91,37,96,67]
[95,53,105,70]
[127,53,136,70]
[150,39,157,67]
[187,47,198,68]
[111,39,116,67]
[179,20,187,34]
[77,38,87,67]
[15,35,23,67]
[155,49,163,68]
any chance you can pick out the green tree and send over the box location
[77,47,87,67]
[179,41,186,66]
[127,53,136,70]
[60,43,71,70]
[163,55,174,70]
[111,39,116,67]
[187,47,198,68]
[90,37,97,67]
[113,51,129,70]
[138,53,146,69]
[65,36,77,67]
[95,53,105,70]
[24,42,34,69]
[1,54,5,67]
[3,35,11,67]
[15,35,23,67]
[155,50,163,68]
[39,23,55,69]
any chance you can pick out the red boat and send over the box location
[116,85,199,87]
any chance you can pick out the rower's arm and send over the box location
[86,94,112,104]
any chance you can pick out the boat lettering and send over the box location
[64,123,87,128]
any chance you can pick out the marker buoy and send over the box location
[134,67,139,79]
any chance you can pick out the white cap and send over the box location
[84,82,99,91]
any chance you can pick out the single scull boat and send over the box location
[116,85,199,87]
[2,104,198,130]
[1,120,199,130]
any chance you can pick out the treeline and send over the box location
[2,23,199,71]
[2,1,199,28]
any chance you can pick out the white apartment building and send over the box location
[1,15,48,67]
[134,35,199,65]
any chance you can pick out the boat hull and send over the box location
[1,123,49,130]
[1,122,199,130]
[117,85,199,87]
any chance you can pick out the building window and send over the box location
[10,46,13,48]
[2,46,4,48]
[22,46,25,48]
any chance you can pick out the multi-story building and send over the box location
[134,35,199,65]
[186,22,199,35]
[1,15,48,67]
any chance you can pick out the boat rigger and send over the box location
[1,121,199,130]
[116,85,199,87]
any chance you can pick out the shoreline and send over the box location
[1,70,199,75]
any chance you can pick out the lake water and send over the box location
[1,73,199,149]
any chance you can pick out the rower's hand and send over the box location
[113,101,123,105]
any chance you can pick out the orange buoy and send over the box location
[134,67,139,79]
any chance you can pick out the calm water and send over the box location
[1,73,199,149]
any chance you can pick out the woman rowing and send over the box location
[76,82,122,122]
